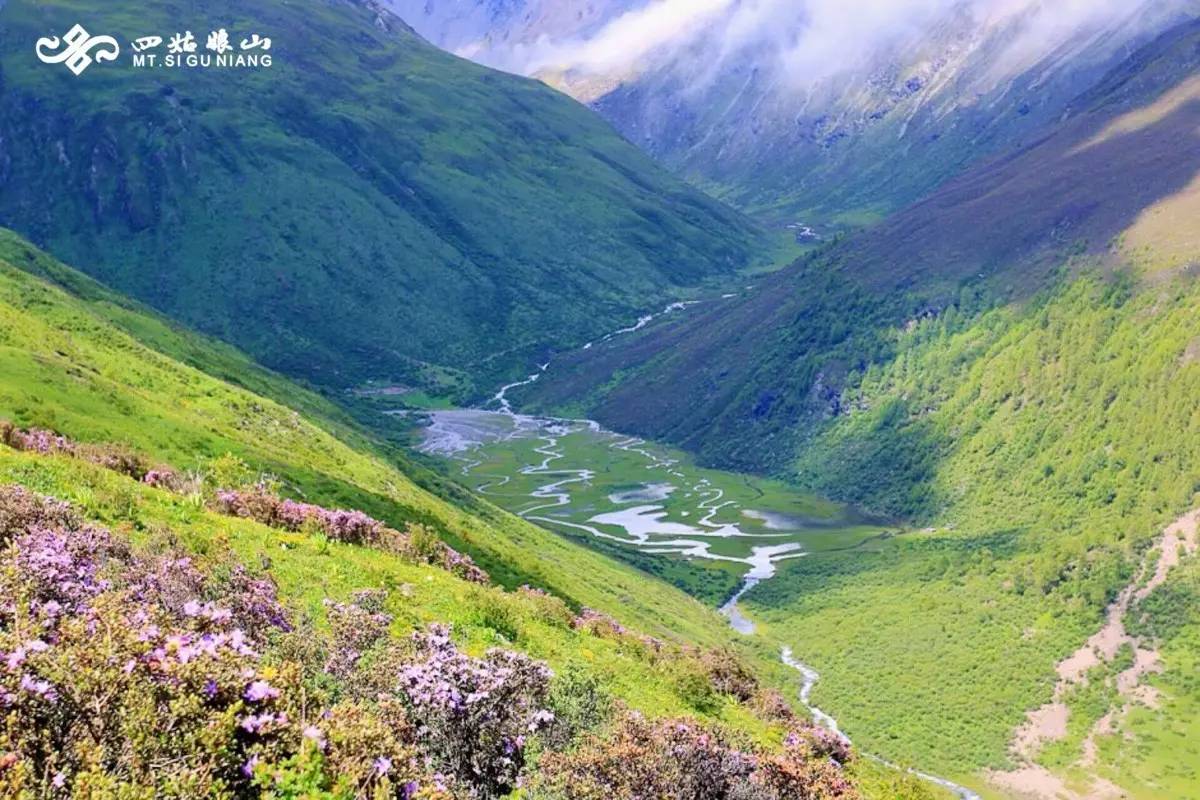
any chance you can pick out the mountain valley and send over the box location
[393,0,1200,227]
[2,1,1200,799]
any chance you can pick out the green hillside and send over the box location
[750,271,1200,795]
[0,0,764,398]
[0,227,745,650]
[516,19,1200,798]
[0,227,947,797]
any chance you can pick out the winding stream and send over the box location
[779,646,981,799]
[417,299,981,800]
[420,408,809,574]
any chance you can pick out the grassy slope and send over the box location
[748,271,1200,794]
[0,0,764,396]
[521,20,1200,797]
[0,228,743,653]
[0,445,774,733]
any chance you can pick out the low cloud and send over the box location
[471,0,1199,91]
[520,0,733,74]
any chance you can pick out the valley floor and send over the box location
[409,406,984,799]
[414,404,1200,799]
[411,406,883,607]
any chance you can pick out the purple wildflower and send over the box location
[244,679,279,703]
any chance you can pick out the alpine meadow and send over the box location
[2,2,1200,800]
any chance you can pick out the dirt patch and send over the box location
[987,766,1126,800]
[1078,713,1114,768]
[1115,648,1163,700]
[1056,601,1128,684]
[988,766,1074,799]
[1013,703,1070,761]
[1136,509,1199,602]
[990,508,1199,799]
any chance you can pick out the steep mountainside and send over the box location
[590,0,1200,225]
[396,0,1199,226]
[384,0,636,63]
[523,17,1200,475]
[514,19,1200,798]
[0,0,763,398]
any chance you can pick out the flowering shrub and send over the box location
[391,523,489,585]
[0,422,75,456]
[213,484,385,546]
[0,421,152,480]
[8,522,122,619]
[0,486,450,798]
[126,550,293,642]
[754,727,858,799]
[0,518,294,794]
[1,489,278,778]
[751,687,798,724]
[2,592,274,796]
[531,713,861,800]
[0,486,81,545]
[396,624,554,798]
[431,543,489,585]
[637,633,668,656]
[324,590,393,679]
[571,608,626,638]
[213,487,489,583]
[531,713,758,800]
[701,647,760,702]
[85,445,151,480]
[142,467,196,493]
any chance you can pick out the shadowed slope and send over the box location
[523,18,1200,475]
[0,0,763,397]
[844,18,1200,294]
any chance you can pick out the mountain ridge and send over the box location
[520,16,1200,475]
[391,0,1200,226]
[0,0,765,399]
